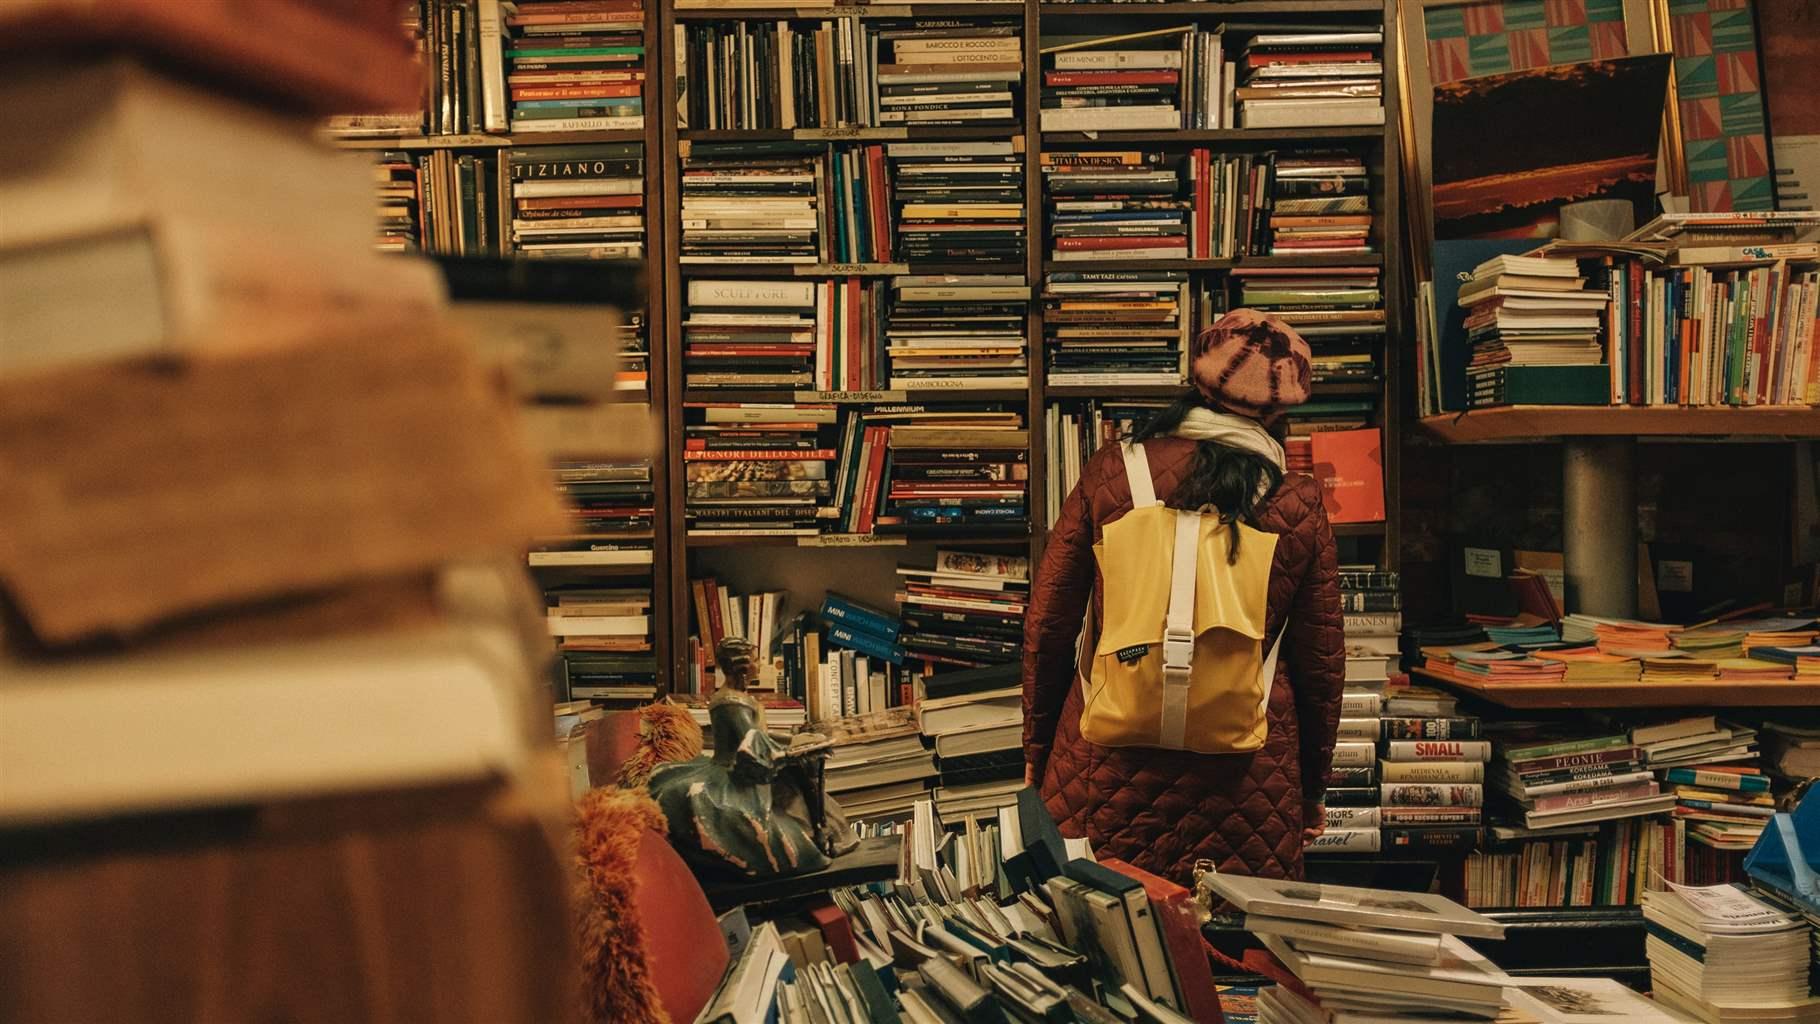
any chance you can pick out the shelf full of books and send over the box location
[331,0,1405,697]
[1421,214,1820,419]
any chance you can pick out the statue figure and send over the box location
[648,638,858,879]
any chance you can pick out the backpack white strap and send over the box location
[1121,442,1158,508]
[1157,508,1201,749]
[1256,620,1287,720]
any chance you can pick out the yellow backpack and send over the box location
[1076,441,1283,753]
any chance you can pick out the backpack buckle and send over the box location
[1163,627,1195,669]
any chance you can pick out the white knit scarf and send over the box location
[1167,407,1286,501]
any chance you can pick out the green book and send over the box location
[1503,734,1630,762]
[1466,365,1608,406]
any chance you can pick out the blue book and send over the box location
[821,593,901,642]
[824,622,905,665]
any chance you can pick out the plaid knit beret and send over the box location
[1188,308,1313,422]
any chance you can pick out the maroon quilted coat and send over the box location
[1022,435,1346,887]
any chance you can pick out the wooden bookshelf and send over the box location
[1418,405,1820,444]
[336,0,1406,694]
[1411,667,1820,709]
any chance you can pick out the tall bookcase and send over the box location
[334,0,1406,695]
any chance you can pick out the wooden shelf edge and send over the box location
[1040,0,1383,13]
[1041,127,1384,144]
[1417,405,1820,444]
[1411,666,1820,708]
[330,129,646,150]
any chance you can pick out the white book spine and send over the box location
[476,0,508,132]
[1305,828,1381,853]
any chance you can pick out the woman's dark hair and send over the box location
[1128,394,1284,563]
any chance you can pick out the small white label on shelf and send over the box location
[1462,547,1502,578]
[793,390,907,403]
[793,263,910,276]
[798,534,909,548]
[808,4,910,14]
[793,126,908,140]
[1657,560,1694,593]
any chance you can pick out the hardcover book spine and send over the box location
[1379,717,1481,740]
[1383,740,1491,762]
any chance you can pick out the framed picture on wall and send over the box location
[1395,0,1685,276]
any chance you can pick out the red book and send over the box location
[1627,259,1645,405]
[704,579,724,649]
[1245,50,1373,67]
[508,10,644,27]
[868,145,894,263]
[1308,427,1384,524]
[1043,70,1180,86]
[510,83,643,100]
[517,194,644,211]
[1054,236,1189,251]
[856,426,891,534]
[1097,858,1225,1024]
[682,449,837,460]
[806,901,859,964]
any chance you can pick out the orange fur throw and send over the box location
[617,701,703,789]
[572,788,671,1024]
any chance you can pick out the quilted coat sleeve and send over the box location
[1022,472,1096,780]
[1283,480,1345,808]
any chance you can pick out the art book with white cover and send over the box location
[1200,873,1506,938]
[1505,978,1688,1024]
[1259,933,1509,1006]
[1243,914,1442,964]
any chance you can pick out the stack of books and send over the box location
[551,457,653,539]
[1317,569,1396,854]
[372,151,422,253]
[503,0,646,132]
[1266,155,1376,256]
[1492,731,1673,830]
[549,586,657,706]
[682,403,838,537]
[1238,266,1384,386]
[915,676,1021,801]
[819,708,937,825]
[1042,150,1189,262]
[679,141,822,264]
[871,18,1023,127]
[682,280,817,389]
[1042,399,1170,525]
[1039,26,1232,131]
[1665,765,1776,853]
[1235,29,1384,128]
[1763,721,1820,777]
[1456,253,1611,408]
[896,550,1029,671]
[888,140,1026,266]
[1206,874,1510,1024]
[1631,714,1758,770]
[506,143,644,259]
[884,276,1031,391]
[1043,272,1189,386]
[875,411,1030,537]
[1372,732,1488,855]
[922,667,1025,822]
[1643,883,1818,1024]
